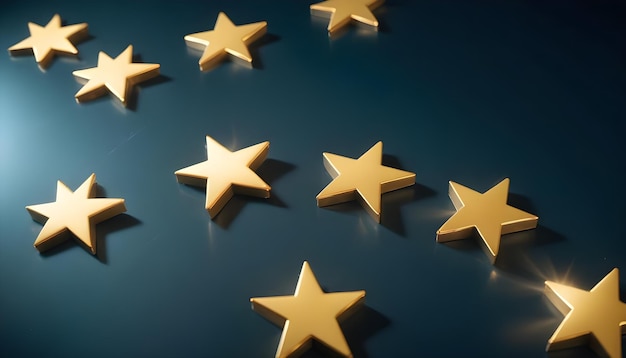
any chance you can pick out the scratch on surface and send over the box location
[107,128,144,155]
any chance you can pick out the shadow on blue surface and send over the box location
[211,158,295,229]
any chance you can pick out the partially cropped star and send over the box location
[436,179,538,263]
[8,14,88,68]
[184,12,267,70]
[310,0,383,33]
[316,141,415,223]
[26,174,126,254]
[72,45,160,105]
[545,268,626,358]
[251,261,365,358]
[175,136,270,218]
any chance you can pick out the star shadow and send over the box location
[494,225,567,281]
[94,214,142,263]
[125,73,172,112]
[507,192,539,216]
[381,183,435,237]
[299,305,390,358]
[211,159,296,229]
[380,154,433,236]
[546,346,600,358]
[248,33,280,70]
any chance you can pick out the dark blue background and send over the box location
[1,1,625,357]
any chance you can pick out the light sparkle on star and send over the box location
[175,136,270,218]
[8,14,88,69]
[316,141,415,223]
[545,268,626,358]
[251,261,365,358]
[436,178,538,263]
[72,45,160,106]
[310,0,384,33]
[184,12,267,70]
[26,173,126,255]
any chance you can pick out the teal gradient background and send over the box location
[1,1,625,357]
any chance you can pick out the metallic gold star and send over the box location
[310,0,383,33]
[175,136,270,218]
[184,12,267,70]
[436,179,538,263]
[8,14,88,68]
[545,268,626,358]
[251,261,365,358]
[25,174,126,255]
[72,45,160,106]
[316,141,415,223]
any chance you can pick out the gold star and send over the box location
[8,14,88,68]
[310,0,383,33]
[316,141,415,223]
[251,261,365,358]
[184,12,267,70]
[436,179,538,263]
[25,174,126,255]
[72,45,160,106]
[545,268,626,358]
[175,136,270,218]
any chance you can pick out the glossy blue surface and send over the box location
[1,1,625,357]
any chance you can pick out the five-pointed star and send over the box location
[175,136,270,218]
[545,268,626,358]
[436,178,538,263]
[25,173,126,254]
[72,45,160,105]
[184,12,267,70]
[8,14,88,68]
[316,141,415,223]
[251,261,365,358]
[310,0,384,33]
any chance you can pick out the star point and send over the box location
[72,44,160,106]
[316,141,415,223]
[175,136,270,218]
[436,178,538,263]
[251,261,365,358]
[545,268,626,358]
[8,14,88,68]
[184,12,267,70]
[25,173,126,255]
[310,0,384,33]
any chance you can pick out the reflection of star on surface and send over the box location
[436,179,538,263]
[26,174,126,254]
[184,12,267,70]
[72,45,160,106]
[545,268,626,358]
[316,141,415,223]
[8,14,88,68]
[251,261,365,358]
[310,0,383,33]
[175,136,270,218]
